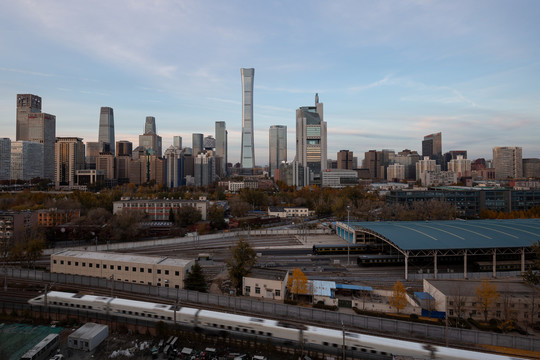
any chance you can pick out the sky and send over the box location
[1,0,539,166]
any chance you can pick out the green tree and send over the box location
[389,280,407,313]
[475,279,500,322]
[183,262,207,292]
[208,204,227,230]
[226,237,257,291]
[174,206,202,227]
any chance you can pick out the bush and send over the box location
[410,314,419,320]
[313,302,338,311]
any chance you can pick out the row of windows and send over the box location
[449,301,540,309]
[244,286,281,297]
[53,259,180,276]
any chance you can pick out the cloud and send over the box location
[0,67,53,77]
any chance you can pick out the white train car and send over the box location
[28,292,526,360]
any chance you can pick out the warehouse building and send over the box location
[51,250,194,289]
[68,323,108,352]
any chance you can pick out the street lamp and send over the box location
[347,206,351,266]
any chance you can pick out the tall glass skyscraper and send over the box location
[192,133,204,155]
[215,121,228,177]
[241,68,255,169]
[98,107,115,155]
[269,125,287,178]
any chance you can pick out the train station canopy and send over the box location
[348,219,540,251]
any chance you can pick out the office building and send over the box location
[116,140,133,157]
[16,94,56,180]
[173,136,182,149]
[422,132,442,158]
[194,153,214,187]
[295,94,327,186]
[448,155,471,178]
[240,68,255,169]
[85,142,100,169]
[493,147,522,180]
[98,107,115,155]
[321,169,358,188]
[215,122,228,178]
[523,158,540,178]
[362,150,380,179]
[16,94,41,141]
[129,155,165,186]
[10,141,44,181]
[192,133,203,155]
[97,152,115,186]
[269,125,287,178]
[115,155,130,185]
[139,117,162,157]
[55,137,85,189]
[387,164,406,181]
[0,138,11,181]
[416,156,439,180]
[145,116,156,134]
[337,150,353,170]
[165,146,184,188]
[203,136,216,151]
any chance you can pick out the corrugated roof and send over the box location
[52,250,193,266]
[414,292,434,300]
[335,284,373,291]
[347,219,540,251]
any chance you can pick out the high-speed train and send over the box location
[29,291,525,360]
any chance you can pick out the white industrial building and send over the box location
[68,323,108,351]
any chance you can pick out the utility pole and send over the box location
[110,274,114,298]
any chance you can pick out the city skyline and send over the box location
[0,1,539,165]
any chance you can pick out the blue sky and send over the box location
[1,0,539,166]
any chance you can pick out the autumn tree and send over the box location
[174,206,202,227]
[287,268,310,301]
[389,280,407,313]
[226,237,257,292]
[475,279,500,322]
[208,204,227,230]
[184,262,207,292]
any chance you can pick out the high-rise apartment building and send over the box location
[165,146,184,188]
[173,136,182,149]
[240,68,255,169]
[192,133,203,155]
[116,141,133,157]
[98,107,115,155]
[215,122,228,178]
[448,155,471,178]
[194,153,214,187]
[10,141,43,181]
[362,150,380,179]
[493,146,522,180]
[0,138,11,181]
[269,125,287,178]
[139,117,162,157]
[416,156,440,180]
[523,158,540,178]
[337,150,353,170]
[55,137,85,189]
[295,94,327,186]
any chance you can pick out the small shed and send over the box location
[68,323,108,351]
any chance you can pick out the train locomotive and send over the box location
[29,291,525,360]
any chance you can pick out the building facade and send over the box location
[523,158,540,178]
[192,133,203,155]
[113,198,208,221]
[215,121,228,178]
[0,138,11,181]
[51,250,194,289]
[337,150,353,170]
[240,68,255,169]
[173,136,182,150]
[242,268,289,300]
[11,141,44,180]
[493,146,523,180]
[269,125,287,178]
[55,137,85,189]
[295,94,327,186]
[98,107,115,155]
[165,146,184,188]
[116,140,132,157]
[139,117,162,157]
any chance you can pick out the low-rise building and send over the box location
[242,268,288,300]
[267,206,311,218]
[113,197,208,221]
[51,250,194,289]
[37,208,80,227]
[68,323,108,352]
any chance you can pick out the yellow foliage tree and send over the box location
[389,280,407,313]
[287,268,309,301]
[475,279,500,322]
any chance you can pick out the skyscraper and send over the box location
[98,107,115,155]
[10,141,43,181]
[0,138,11,181]
[337,150,353,170]
[192,133,203,155]
[116,140,133,157]
[16,94,56,180]
[493,146,522,180]
[16,94,41,141]
[422,132,442,159]
[295,94,326,186]
[215,121,228,177]
[139,117,162,157]
[269,125,287,178]
[240,68,255,169]
[173,136,182,149]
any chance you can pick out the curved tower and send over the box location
[241,68,255,169]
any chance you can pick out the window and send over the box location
[89,263,92,268]
[82,262,86,267]
[140,268,144,272]
[68,261,71,265]
[275,290,280,297]
[132,267,136,272]
[75,262,79,266]
[53,260,57,264]
[175,271,179,276]
[103,264,106,268]
[255,287,260,294]
[60,260,64,265]
[148,269,152,273]
[157,269,162,274]
[165,270,169,275]
[96,264,100,268]
[245,286,251,294]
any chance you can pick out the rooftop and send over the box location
[52,250,193,267]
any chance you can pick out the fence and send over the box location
[5,267,539,353]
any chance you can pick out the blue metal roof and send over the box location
[414,292,435,300]
[348,219,540,251]
[335,284,373,291]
